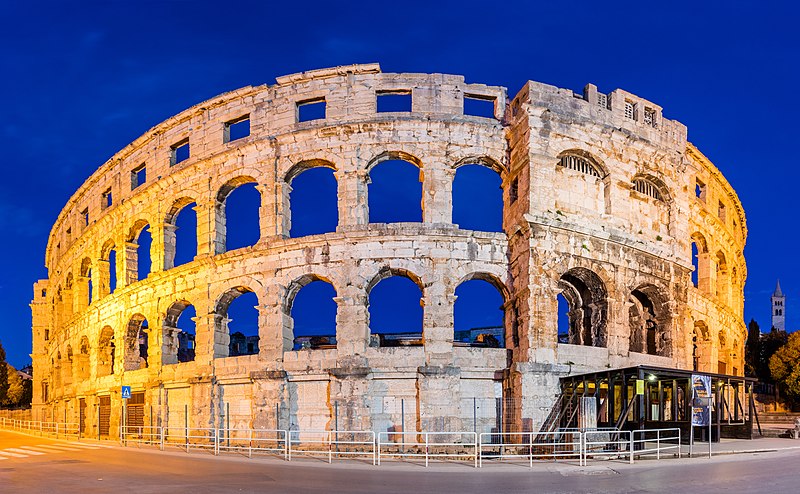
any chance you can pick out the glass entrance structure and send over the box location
[555,366,756,441]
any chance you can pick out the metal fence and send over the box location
[1,418,683,468]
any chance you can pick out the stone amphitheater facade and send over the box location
[30,64,746,436]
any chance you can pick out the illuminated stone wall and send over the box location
[30,64,746,435]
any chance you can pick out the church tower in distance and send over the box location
[772,280,786,331]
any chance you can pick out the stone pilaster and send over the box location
[337,170,368,228]
[416,365,461,433]
[422,165,454,225]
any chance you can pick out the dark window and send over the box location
[170,139,190,166]
[101,188,113,210]
[44,328,49,341]
[131,164,146,190]
[464,94,496,118]
[297,98,326,122]
[224,115,250,143]
[509,178,519,203]
[377,91,412,112]
[81,208,89,227]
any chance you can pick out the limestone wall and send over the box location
[31,64,746,436]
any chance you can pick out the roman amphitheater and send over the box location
[30,64,747,438]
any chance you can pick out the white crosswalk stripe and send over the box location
[0,450,29,458]
[31,444,83,452]
[6,447,44,455]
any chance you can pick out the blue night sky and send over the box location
[1,1,798,366]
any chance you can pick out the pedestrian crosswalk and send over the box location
[0,442,109,460]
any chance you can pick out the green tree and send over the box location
[4,364,23,407]
[0,341,8,406]
[745,319,761,377]
[759,328,788,381]
[769,331,800,406]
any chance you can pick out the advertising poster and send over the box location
[691,374,712,426]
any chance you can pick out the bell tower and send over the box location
[771,280,786,331]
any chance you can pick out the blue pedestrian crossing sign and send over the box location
[121,386,132,399]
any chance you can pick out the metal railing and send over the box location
[289,430,376,464]
[2,418,685,469]
[377,431,478,467]
[478,431,582,467]
[0,418,80,439]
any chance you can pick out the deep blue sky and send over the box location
[1,1,798,366]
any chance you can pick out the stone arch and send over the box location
[97,326,115,377]
[452,155,507,176]
[127,219,152,282]
[366,151,423,172]
[98,238,117,297]
[123,313,148,371]
[284,274,338,351]
[367,267,424,346]
[715,251,729,303]
[76,335,90,380]
[163,299,197,364]
[215,175,260,254]
[284,160,338,238]
[627,284,672,356]
[558,268,608,347]
[452,161,504,232]
[367,152,423,224]
[690,232,710,292]
[78,257,92,307]
[214,286,258,358]
[555,149,611,214]
[62,344,74,386]
[454,272,509,348]
[692,320,711,372]
[164,196,198,270]
[631,173,672,203]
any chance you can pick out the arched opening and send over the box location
[63,345,73,386]
[454,277,505,347]
[555,150,610,215]
[215,287,257,358]
[368,270,423,347]
[558,268,608,347]
[452,164,503,232]
[692,321,710,372]
[690,232,708,293]
[124,314,148,371]
[287,278,338,350]
[80,257,92,307]
[215,177,260,253]
[557,293,570,343]
[164,300,196,364]
[166,198,197,269]
[628,285,671,356]
[77,336,90,380]
[227,291,260,356]
[128,221,152,281]
[368,158,422,223]
[715,251,729,304]
[287,164,338,237]
[100,240,117,297]
[97,326,115,376]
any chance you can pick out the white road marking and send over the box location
[6,448,44,455]
[0,450,29,458]
[32,444,82,452]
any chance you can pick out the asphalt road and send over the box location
[0,430,795,493]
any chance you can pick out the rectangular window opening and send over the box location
[718,201,726,222]
[101,188,113,210]
[224,115,250,143]
[170,139,190,166]
[464,94,497,119]
[509,177,519,203]
[297,98,326,123]
[44,328,49,341]
[131,163,147,190]
[624,100,636,120]
[695,179,706,202]
[81,208,89,228]
[377,91,412,113]
[644,107,657,127]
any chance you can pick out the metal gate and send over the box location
[127,392,145,428]
[79,398,86,434]
[98,395,111,436]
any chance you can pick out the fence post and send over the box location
[425,433,429,468]
[529,432,534,468]
[629,432,634,464]
[657,429,661,460]
[287,430,292,462]
[328,431,333,464]
[160,426,164,451]
[678,429,681,459]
